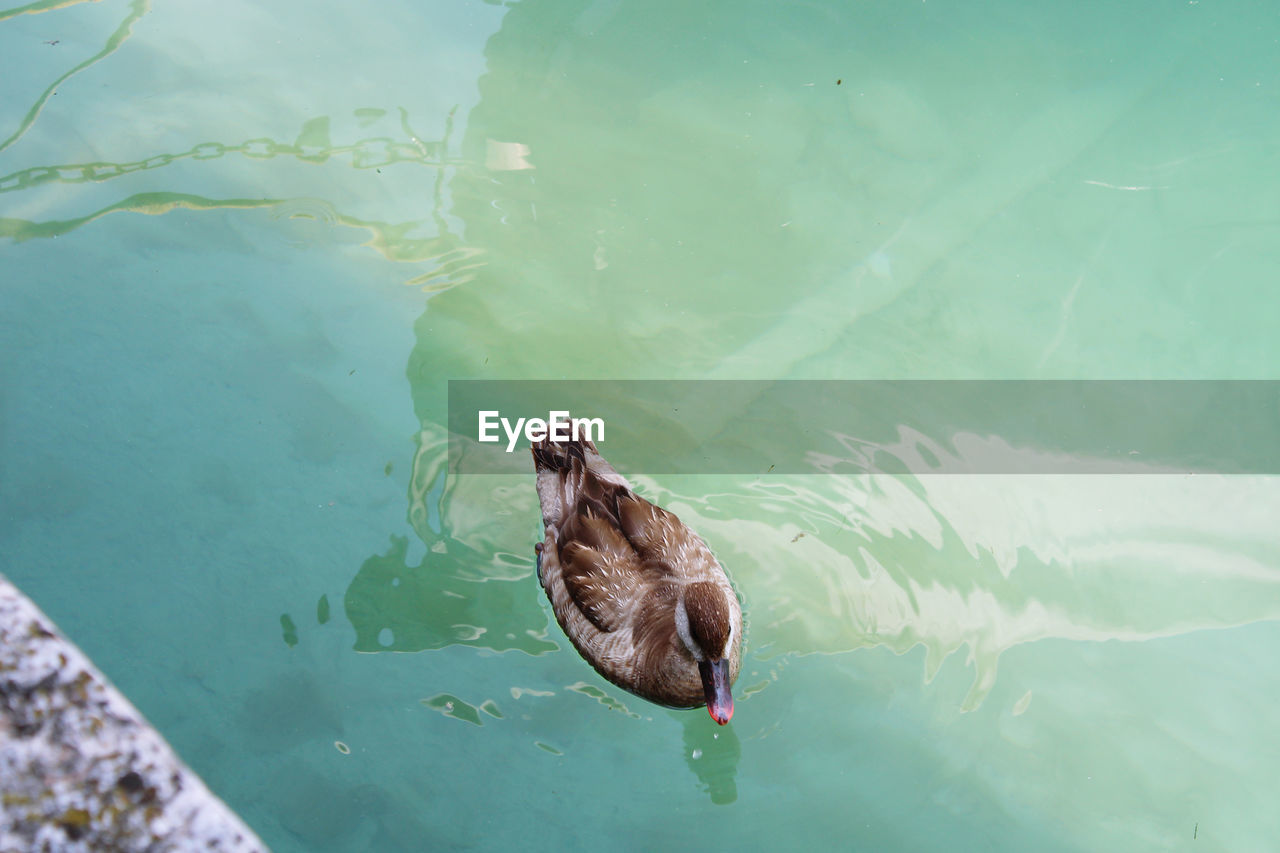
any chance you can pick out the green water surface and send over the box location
[2,0,1278,850]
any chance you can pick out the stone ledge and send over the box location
[1,573,268,852]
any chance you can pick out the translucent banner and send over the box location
[447,380,1280,475]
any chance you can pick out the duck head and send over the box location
[675,581,735,725]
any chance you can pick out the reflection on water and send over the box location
[0,108,482,287]
[0,0,149,152]
[682,712,741,805]
[350,428,1280,827]
[343,531,555,656]
[5,0,1280,848]
[382,429,1280,713]
[1,1,482,289]
[421,693,503,726]
[669,466,1280,711]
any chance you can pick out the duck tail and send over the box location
[531,438,631,496]
[531,437,598,473]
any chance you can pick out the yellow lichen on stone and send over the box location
[60,807,91,827]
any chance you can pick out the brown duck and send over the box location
[532,438,742,724]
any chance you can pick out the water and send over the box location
[3,0,1279,850]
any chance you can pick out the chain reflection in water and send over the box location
[0,104,485,288]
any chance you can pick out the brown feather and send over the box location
[617,495,683,566]
[558,516,653,633]
[631,583,693,704]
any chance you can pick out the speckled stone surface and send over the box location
[1,573,268,852]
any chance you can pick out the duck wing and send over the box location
[535,438,678,632]
[558,513,656,633]
[616,492,714,576]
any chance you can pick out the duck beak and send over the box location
[698,658,734,725]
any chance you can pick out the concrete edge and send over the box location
[1,572,269,852]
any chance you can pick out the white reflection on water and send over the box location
[638,451,1279,710]
[429,421,1280,713]
[427,422,1269,712]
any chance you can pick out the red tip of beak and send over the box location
[698,659,734,725]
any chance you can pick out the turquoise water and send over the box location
[3,0,1279,850]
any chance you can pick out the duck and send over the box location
[532,438,742,724]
